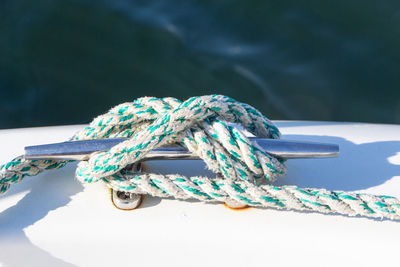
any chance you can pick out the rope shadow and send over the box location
[0,164,82,267]
[275,134,400,193]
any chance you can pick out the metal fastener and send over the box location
[111,163,143,210]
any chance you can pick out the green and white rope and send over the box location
[1,95,399,220]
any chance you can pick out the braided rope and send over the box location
[1,95,399,220]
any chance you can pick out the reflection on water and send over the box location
[1,0,400,128]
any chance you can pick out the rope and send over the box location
[1,95,399,220]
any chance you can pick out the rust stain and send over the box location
[141,162,148,172]
[223,203,252,211]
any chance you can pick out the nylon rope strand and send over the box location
[0,95,399,220]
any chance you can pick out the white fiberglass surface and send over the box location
[0,122,399,267]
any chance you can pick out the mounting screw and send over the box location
[112,190,143,210]
[111,162,143,210]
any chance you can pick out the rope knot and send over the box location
[75,95,286,187]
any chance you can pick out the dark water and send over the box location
[1,0,400,129]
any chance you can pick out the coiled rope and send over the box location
[1,95,399,219]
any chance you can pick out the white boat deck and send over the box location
[0,121,399,266]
